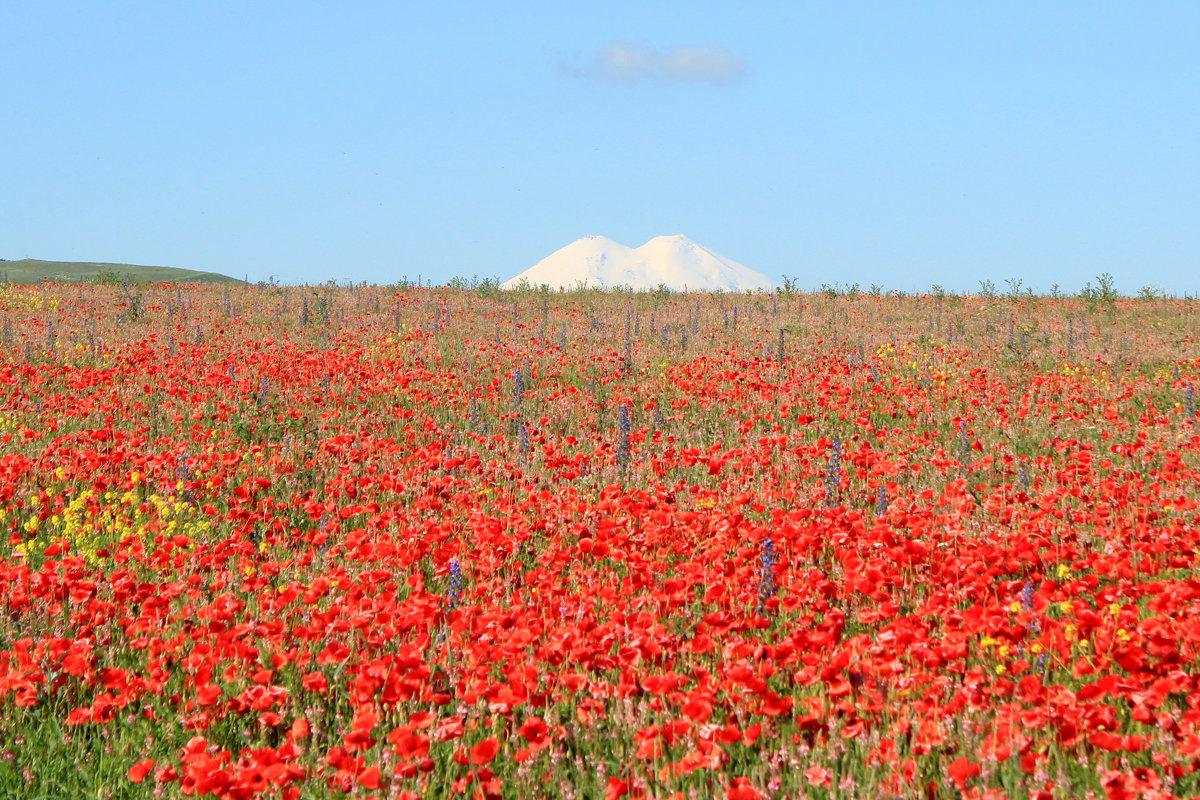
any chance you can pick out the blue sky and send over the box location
[3,2,1197,292]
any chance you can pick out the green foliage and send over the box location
[122,285,144,321]
[93,269,127,286]
[1081,272,1120,313]
[477,276,501,297]
[445,274,502,298]
[821,282,860,299]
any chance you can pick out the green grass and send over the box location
[0,259,241,285]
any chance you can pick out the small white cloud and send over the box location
[564,41,745,85]
[594,42,656,83]
[661,45,745,83]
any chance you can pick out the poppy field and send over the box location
[3,280,1200,799]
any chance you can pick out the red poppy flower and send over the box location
[948,757,981,788]
[128,759,154,784]
[518,716,548,745]
[358,765,381,790]
[470,737,499,766]
[727,777,763,800]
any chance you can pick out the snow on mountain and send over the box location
[501,235,776,292]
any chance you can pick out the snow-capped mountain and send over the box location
[501,235,776,292]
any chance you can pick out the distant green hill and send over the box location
[0,259,241,285]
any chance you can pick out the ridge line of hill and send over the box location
[0,258,241,285]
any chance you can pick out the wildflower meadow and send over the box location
[2,279,1199,799]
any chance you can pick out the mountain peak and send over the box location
[502,236,775,292]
